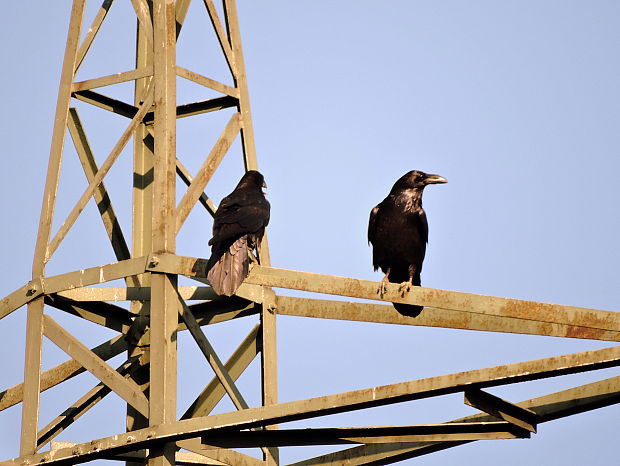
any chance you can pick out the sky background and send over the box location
[1,1,619,464]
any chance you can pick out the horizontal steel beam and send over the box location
[72,90,138,118]
[146,255,619,333]
[276,296,620,341]
[8,346,620,464]
[176,66,239,98]
[201,422,530,448]
[72,67,153,92]
[464,389,538,433]
[244,266,620,333]
[293,375,620,465]
[44,295,133,332]
[56,285,211,301]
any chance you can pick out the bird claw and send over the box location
[398,280,412,296]
[377,279,388,297]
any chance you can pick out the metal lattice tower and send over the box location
[1,1,619,465]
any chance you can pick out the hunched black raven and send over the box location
[368,170,447,317]
[206,170,270,296]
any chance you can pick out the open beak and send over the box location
[425,174,448,185]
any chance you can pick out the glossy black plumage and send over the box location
[368,170,447,317]
[207,170,270,296]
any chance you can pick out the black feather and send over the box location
[368,170,447,317]
[207,170,270,296]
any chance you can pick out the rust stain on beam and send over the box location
[9,346,620,464]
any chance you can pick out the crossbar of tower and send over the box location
[0,1,618,465]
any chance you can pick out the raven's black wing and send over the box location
[209,189,270,246]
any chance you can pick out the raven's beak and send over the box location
[425,174,448,185]
[262,180,267,194]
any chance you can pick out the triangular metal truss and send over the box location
[1,1,619,465]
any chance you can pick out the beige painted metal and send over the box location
[175,113,241,233]
[72,67,153,92]
[31,0,85,277]
[37,358,140,449]
[149,0,179,464]
[290,375,620,465]
[8,347,620,464]
[43,314,150,417]
[181,324,261,420]
[3,1,619,465]
[47,91,154,261]
[276,296,620,342]
[74,0,113,72]
[1,335,127,412]
[67,108,134,268]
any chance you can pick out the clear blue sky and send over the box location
[0,1,619,464]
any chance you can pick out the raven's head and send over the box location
[237,170,267,191]
[392,170,448,192]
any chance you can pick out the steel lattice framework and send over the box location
[1,1,619,465]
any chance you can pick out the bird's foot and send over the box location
[378,277,389,297]
[398,280,412,296]
[247,247,259,265]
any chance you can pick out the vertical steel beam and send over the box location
[22,0,85,456]
[149,0,178,464]
[31,0,85,275]
[127,5,155,465]
[223,0,257,173]
[19,298,44,456]
[223,2,278,463]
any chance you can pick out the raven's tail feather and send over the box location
[392,272,423,317]
[207,236,249,296]
[392,302,424,317]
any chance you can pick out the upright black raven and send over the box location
[368,170,447,317]
[207,170,270,296]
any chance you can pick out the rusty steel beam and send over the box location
[67,108,134,269]
[276,296,620,342]
[39,257,149,296]
[181,324,261,420]
[164,96,240,121]
[177,440,263,466]
[0,281,41,321]
[177,292,250,411]
[37,358,140,449]
[0,335,127,412]
[72,89,139,118]
[47,90,155,261]
[174,0,193,39]
[175,113,241,233]
[201,422,530,448]
[145,257,620,334]
[9,346,620,464]
[149,0,179,464]
[20,298,45,455]
[244,266,620,333]
[201,0,236,76]
[176,66,239,98]
[39,443,229,466]
[176,158,218,215]
[464,389,538,433]
[74,0,114,72]
[31,0,86,279]
[292,375,620,466]
[72,67,153,92]
[42,315,150,418]
[44,295,132,332]
[130,0,154,50]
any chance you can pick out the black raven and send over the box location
[206,170,270,296]
[368,170,447,317]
